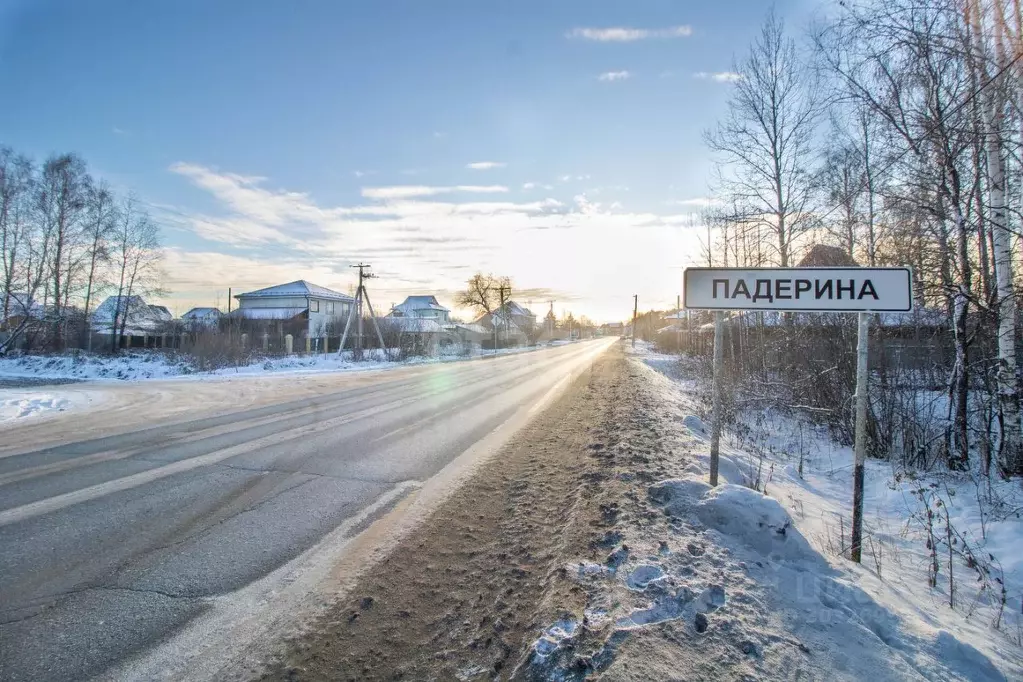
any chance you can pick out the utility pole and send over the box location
[497,281,510,348]
[338,263,387,360]
[356,268,364,356]
[632,294,638,348]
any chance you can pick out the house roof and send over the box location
[148,305,172,321]
[236,280,355,302]
[393,295,449,313]
[501,301,534,317]
[2,293,44,320]
[182,307,222,319]
[93,296,146,323]
[798,244,860,267]
[229,307,308,320]
[91,296,170,331]
[663,310,686,320]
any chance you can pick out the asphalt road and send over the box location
[0,340,613,682]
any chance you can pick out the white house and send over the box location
[92,296,172,335]
[232,280,355,337]
[474,301,535,347]
[388,295,451,323]
[181,307,222,330]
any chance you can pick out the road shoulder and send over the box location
[252,344,632,680]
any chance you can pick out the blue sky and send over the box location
[0,0,818,322]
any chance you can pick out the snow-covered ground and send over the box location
[0,342,581,426]
[0,393,71,421]
[0,346,539,382]
[596,342,1023,680]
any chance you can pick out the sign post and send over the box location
[710,310,724,486]
[684,266,912,563]
[852,311,870,563]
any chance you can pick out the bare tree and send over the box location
[36,154,90,349]
[81,180,116,349]
[0,147,34,323]
[109,194,162,352]
[705,8,824,267]
[819,124,865,260]
[820,0,980,468]
[457,272,499,318]
[964,0,1022,474]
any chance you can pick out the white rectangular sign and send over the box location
[684,267,913,312]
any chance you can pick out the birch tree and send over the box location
[705,8,824,267]
[109,194,162,352]
[1,147,34,321]
[81,180,115,346]
[820,0,979,468]
[36,154,90,348]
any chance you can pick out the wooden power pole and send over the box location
[632,295,638,348]
[338,263,387,360]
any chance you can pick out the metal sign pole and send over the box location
[709,310,724,487]
[851,311,869,563]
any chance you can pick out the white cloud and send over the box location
[694,71,742,83]
[360,185,509,200]
[169,162,336,245]
[466,161,506,170]
[165,162,706,322]
[522,182,536,190]
[567,26,692,42]
[598,70,631,82]
[433,131,447,139]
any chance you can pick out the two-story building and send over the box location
[232,280,355,338]
[474,300,536,346]
[387,295,451,323]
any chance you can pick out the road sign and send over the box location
[683,267,913,312]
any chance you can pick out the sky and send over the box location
[0,0,820,323]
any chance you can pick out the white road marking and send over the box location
[0,392,430,528]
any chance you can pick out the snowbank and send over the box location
[621,343,1023,680]
[0,342,562,383]
[528,342,1022,681]
[0,393,71,422]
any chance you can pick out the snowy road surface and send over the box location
[0,339,614,682]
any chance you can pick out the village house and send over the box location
[0,292,45,330]
[92,296,172,335]
[180,307,222,330]
[386,295,490,353]
[388,295,451,323]
[474,300,536,347]
[231,280,355,338]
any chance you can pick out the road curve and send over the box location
[0,339,614,682]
